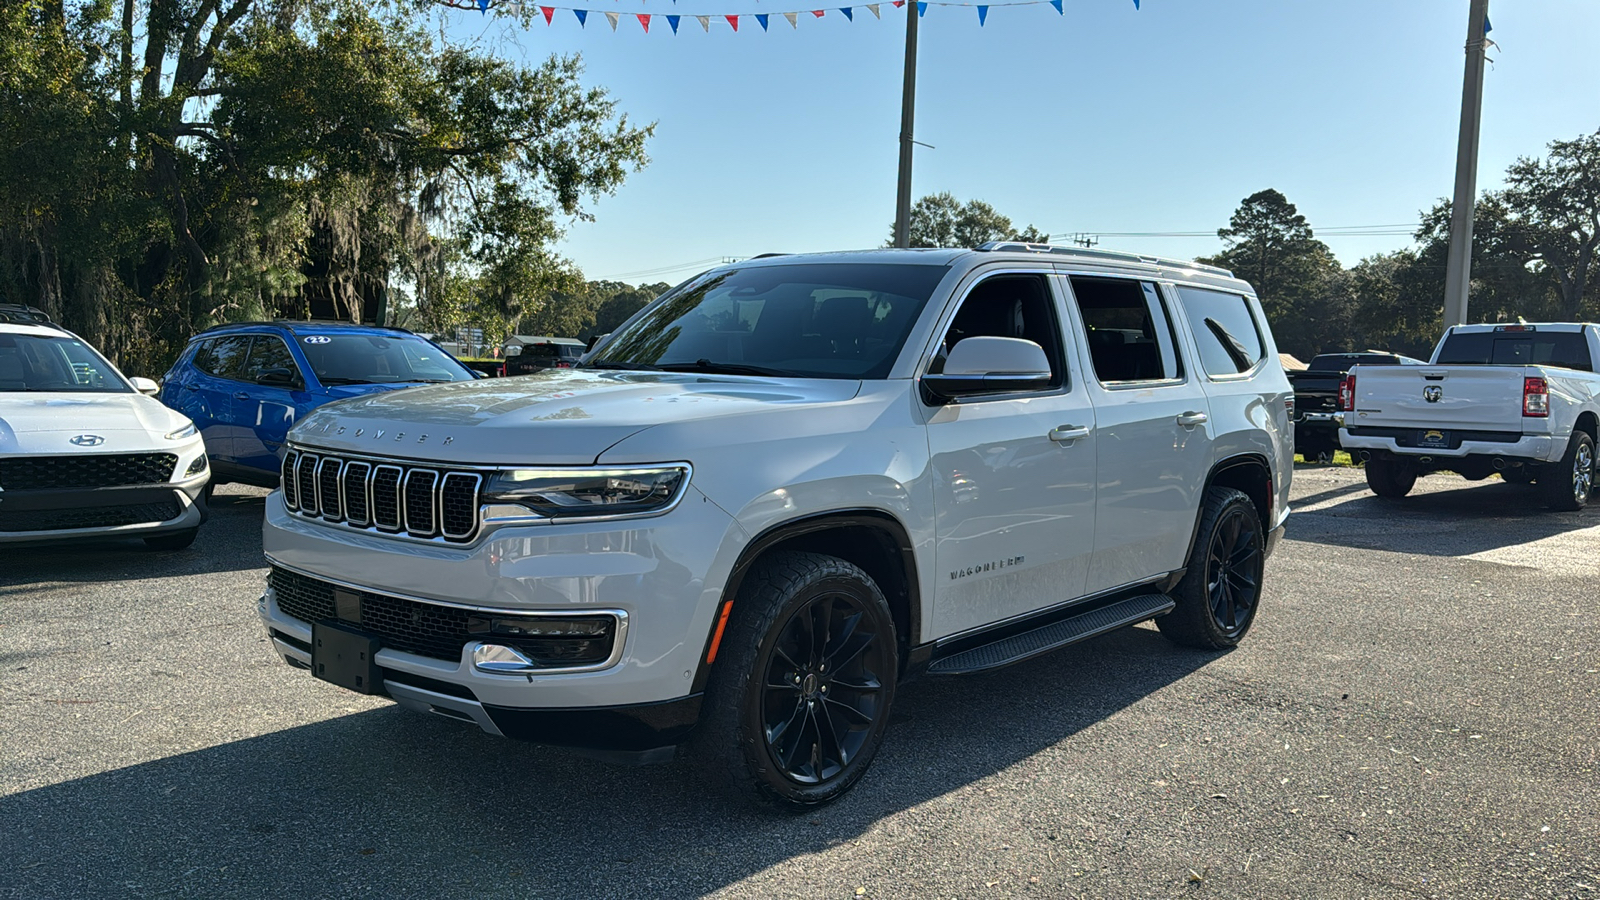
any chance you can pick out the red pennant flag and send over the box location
[891,1,904,7]
[725,14,739,30]
[637,12,650,31]
[540,5,554,23]
[811,8,825,15]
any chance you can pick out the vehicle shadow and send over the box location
[0,627,1216,899]
[1287,477,1597,557]
[0,487,270,588]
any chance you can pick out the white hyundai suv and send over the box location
[0,308,210,549]
[257,245,1293,806]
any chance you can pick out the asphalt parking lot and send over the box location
[2,468,1597,899]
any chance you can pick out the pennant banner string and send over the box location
[468,0,1140,32]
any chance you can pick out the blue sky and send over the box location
[446,0,1600,284]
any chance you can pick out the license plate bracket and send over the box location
[1416,429,1451,450]
[312,620,383,694]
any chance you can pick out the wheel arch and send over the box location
[1181,453,1274,572]
[1573,410,1598,443]
[690,509,921,693]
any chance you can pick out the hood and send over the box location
[320,382,427,401]
[0,393,194,455]
[288,369,863,465]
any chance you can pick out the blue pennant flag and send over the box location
[756,13,768,29]
[1483,16,1492,34]
[917,1,926,15]
[839,6,852,19]
[574,8,587,25]
[1050,0,1061,12]
[976,5,986,25]
[667,13,680,31]
[477,0,487,12]
[1134,0,1140,7]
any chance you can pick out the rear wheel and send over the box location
[694,551,898,809]
[1540,432,1594,511]
[1365,456,1416,499]
[1157,487,1264,650]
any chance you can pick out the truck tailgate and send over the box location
[1351,365,1528,431]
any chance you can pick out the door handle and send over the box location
[1049,425,1092,443]
[1176,411,1208,427]
[234,392,250,400]
[183,384,198,391]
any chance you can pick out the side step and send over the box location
[926,593,1176,676]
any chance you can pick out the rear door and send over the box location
[187,334,254,464]
[233,334,311,475]
[1063,276,1213,595]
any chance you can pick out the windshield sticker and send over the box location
[303,336,331,344]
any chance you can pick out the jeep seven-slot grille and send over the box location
[267,565,618,667]
[281,448,481,542]
[0,453,177,490]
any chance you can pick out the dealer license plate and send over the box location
[312,620,383,694]
[1417,429,1451,450]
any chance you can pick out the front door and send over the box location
[233,335,308,477]
[1062,276,1213,594]
[925,271,1098,639]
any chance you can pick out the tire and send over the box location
[693,551,898,809]
[144,527,198,551]
[1540,431,1594,511]
[1501,467,1536,485]
[1365,455,1416,499]
[1157,487,1265,650]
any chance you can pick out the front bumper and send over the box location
[0,476,209,543]
[258,485,742,750]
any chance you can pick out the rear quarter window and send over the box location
[1434,332,1594,372]
[1175,287,1265,377]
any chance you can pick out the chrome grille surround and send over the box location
[281,447,482,543]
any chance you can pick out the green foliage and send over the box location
[0,0,652,374]
[888,192,1045,249]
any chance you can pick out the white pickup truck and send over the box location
[1339,322,1600,510]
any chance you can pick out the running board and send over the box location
[926,593,1176,676]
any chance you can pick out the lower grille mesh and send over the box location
[0,500,181,532]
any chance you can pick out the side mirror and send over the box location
[255,367,297,387]
[921,336,1052,402]
[129,376,161,396]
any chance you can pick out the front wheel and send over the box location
[1540,432,1594,511]
[1157,487,1265,650]
[694,551,898,809]
[1365,456,1416,499]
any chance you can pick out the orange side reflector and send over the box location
[705,600,735,664]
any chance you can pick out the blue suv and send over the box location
[161,322,476,490]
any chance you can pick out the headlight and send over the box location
[481,465,690,520]
[165,422,198,440]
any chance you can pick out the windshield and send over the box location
[591,262,949,379]
[295,333,476,385]
[0,332,130,393]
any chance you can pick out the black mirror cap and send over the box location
[920,371,1052,403]
[255,367,298,387]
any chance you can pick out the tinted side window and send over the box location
[933,273,1065,390]
[1175,287,1265,377]
[1068,277,1182,383]
[240,336,301,385]
[195,335,252,380]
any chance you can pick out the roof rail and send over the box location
[974,241,1235,278]
[193,319,414,336]
[0,303,63,327]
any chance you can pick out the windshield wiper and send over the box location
[658,360,798,377]
[318,377,380,385]
[582,360,664,371]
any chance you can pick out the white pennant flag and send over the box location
[783,11,797,26]
[866,3,880,16]
[696,14,710,30]
[604,10,619,29]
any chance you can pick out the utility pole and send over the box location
[892,4,920,248]
[1442,0,1491,327]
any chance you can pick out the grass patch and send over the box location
[1294,450,1359,468]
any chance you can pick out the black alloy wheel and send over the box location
[694,551,898,809]
[1203,506,1261,638]
[759,591,891,785]
[1158,486,1265,650]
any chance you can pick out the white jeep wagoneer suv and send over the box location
[257,244,1293,807]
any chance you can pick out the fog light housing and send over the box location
[186,455,209,476]
[467,614,620,671]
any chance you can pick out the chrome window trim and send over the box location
[265,555,629,674]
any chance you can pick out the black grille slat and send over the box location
[372,465,402,531]
[440,473,480,539]
[0,500,181,532]
[281,451,300,509]
[404,470,438,536]
[0,453,177,490]
[296,454,318,514]
[268,566,616,666]
[317,458,343,520]
[342,462,371,525]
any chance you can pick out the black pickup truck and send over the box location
[1289,351,1424,459]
